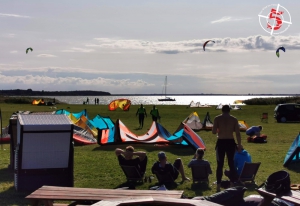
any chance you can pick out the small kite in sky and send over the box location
[26,47,33,54]
[276,46,285,58]
[203,40,215,51]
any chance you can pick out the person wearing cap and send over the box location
[115,146,147,175]
[212,104,242,192]
[151,151,190,182]
[187,148,212,175]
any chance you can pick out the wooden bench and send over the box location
[26,186,184,206]
[257,188,300,206]
[92,197,222,206]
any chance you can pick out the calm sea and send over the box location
[38,95,293,105]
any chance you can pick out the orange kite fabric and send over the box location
[108,99,131,111]
[32,99,45,105]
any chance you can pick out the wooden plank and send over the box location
[29,186,183,195]
[27,193,182,200]
[92,197,222,206]
[257,188,300,206]
[26,186,183,201]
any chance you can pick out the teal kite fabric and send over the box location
[283,133,300,167]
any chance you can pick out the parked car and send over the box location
[274,103,300,123]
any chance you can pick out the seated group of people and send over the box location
[115,145,251,185]
[115,146,191,182]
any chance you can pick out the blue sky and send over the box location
[0,0,299,94]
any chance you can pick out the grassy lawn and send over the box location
[1,103,300,205]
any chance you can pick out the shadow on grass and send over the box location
[114,180,145,190]
[0,167,14,183]
[190,182,212,197]
[0,168,32,205]
[0,186,31,206]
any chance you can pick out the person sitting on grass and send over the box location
[115,146,147,176]
[246,125,263,138]
[187,148,212,175]
[151,151,190,183]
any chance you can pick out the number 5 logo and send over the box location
[267,8,284,30]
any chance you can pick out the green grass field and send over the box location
[0,103,300,205]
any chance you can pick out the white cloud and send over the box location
[10,51,18,54]
[37,54,57,58]
[61,47,95,53]
[211,16,251,24]
[87,35,300,54]
[0,13,30,18]
[211,16,232,24]
[0,74,154,89]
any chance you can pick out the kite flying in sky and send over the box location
[276,46,285,58]
[26,47,33,54]
[203,40,215,51]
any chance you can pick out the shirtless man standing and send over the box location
[212,105,242,192]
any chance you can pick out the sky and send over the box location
[0,0,300,94]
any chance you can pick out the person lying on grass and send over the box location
[115,146,147,176]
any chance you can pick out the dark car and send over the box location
[274,103,300,123]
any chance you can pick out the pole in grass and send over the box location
[0,108,2,150]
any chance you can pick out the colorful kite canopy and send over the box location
[108,99,131,111]
[26,47,33,54]
[203,40,215,51]
[98,119,206,151]
[276,46,285,58]
[32,99,45,105]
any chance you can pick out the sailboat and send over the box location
[158,76,176,101]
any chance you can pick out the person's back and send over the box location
[213,114,239,139]
[234,149,252,176]
[188,148,212,174]
[246,126,262,137]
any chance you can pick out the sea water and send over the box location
[37,95,292,105]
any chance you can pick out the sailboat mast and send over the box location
[165,76,167,97]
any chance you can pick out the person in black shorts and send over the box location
[151,151,190,183]
[212,105,242,192]
[115,145,147,175]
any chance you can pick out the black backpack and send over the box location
[263,170,291,195]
